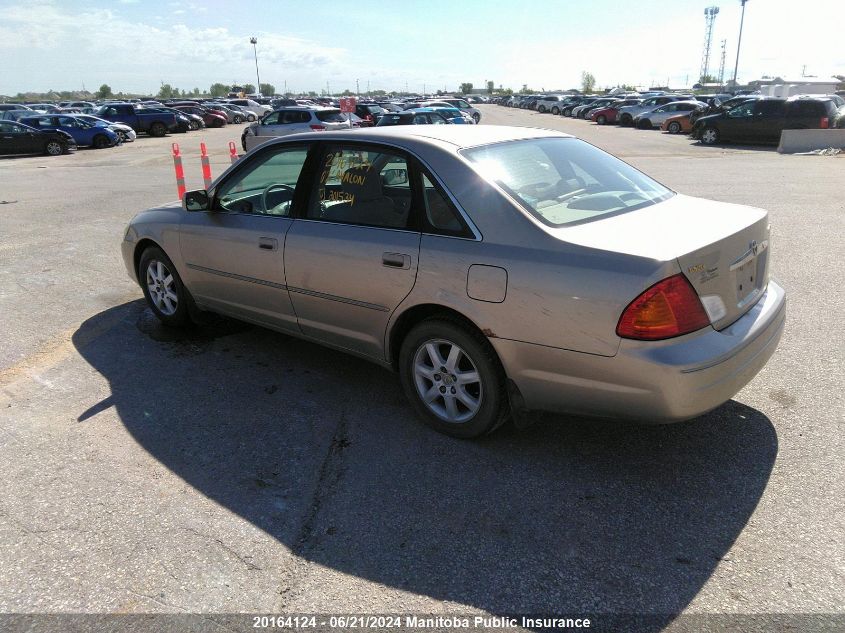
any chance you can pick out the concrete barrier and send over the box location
[778,129,845,154]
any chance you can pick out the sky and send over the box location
[1,0,841,96]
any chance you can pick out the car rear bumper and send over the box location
[492,280,786,423]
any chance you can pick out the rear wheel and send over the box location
[246,114,256,122]
[667,121,682,134]
[472,112,481,123]
[399,319,508,438]
[620,114,632,127]
[149,122,167,137]
[189,120,200,131]
[139,246,193,327]
[114,129,127,143]
[638,119,652,130]
[700,126,720,145]
[538,105,546,113]
[233,115,244,124]
[45,141,63,156]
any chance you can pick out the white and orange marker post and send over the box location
[171,143,186,199]
[200,142,213,189]
[228,141,239,164]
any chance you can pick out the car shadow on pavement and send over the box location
[74,301,778,630]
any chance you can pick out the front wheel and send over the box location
[596,114,607,125]
[233,115,244,124]
[399,319,508,438]
[246,114,256,122]
[619,114,632,127]
[139,246,193,327]
[700,126,720,145]
[551,106,560,115]
[114,129,127,143]
[472,112,481,123]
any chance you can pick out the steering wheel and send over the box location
[261,183,295,215]
[618,192,648,203]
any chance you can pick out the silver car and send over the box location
[617,96,690,126]
[633,101,704,129]
[241,107,350,151]
[121,126,786,438]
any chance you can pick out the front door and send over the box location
[284,143,421,359]
[179,144,312,333]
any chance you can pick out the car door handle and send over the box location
[258,237,278,251]
[382,252,410,269]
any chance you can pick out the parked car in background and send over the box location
[440,98,482,123]
[375,109,452,126]
[226,98,271,118]
[0,104,33,112]
[96,103,178,137]
[24,103,61,113]
[123,126,785,438]
[633,101,703,129]
[590,99,642,125]
[428,107,474,124]
[561,96,596,117]
[19,114,119,149]
[692,97,842,145]
[74,114,137,142]
[617,96,689,126]
[0,121,76,155]
[355,103,387,126]
[661,111,696,134]
[535,95,567,114]
[0,109,41,122]
[574,98,620,119]
[689,95,760,125]
[172,104,225,128]
[242,107,349,151]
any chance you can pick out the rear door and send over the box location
[284,142,422,359]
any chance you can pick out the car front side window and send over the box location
[214,145,310,216]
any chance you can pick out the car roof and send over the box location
[274,125,572,149]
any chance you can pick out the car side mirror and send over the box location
[382,168,409,186]
[184,189,210,212]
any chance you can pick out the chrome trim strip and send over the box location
[729,240,768,272]
[186,263,287,290]
[287,286,389,312]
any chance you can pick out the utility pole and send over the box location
[356,78,360,95]
[732,0,749,86]
[718,40,727,88]
[249,37,260,95]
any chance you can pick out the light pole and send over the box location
[356,78,360,95]
[731,0,748,86]
[249,37,261,95]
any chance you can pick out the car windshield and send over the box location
[462,137,673,226]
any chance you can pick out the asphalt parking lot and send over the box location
[1,106,843,630]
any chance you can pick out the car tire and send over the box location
[138,246,193,327]
[700,126,720,145]
[551,107,560,115]
[399,318,509,439]
[44,141,64,156]
[596,114,607,125]
[638,119,652,130]
[233,115,244,124]
[472,112,481,123]
[563,108,572,117]
[149,122,167,137]
[114,130,127,143]
[247,114,256,122]
[620,114,632,127]
[538,105,546,113]
[92,134,111,149]
[189,120,200,131]
[668,121,682,134]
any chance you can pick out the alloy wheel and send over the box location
[146,259,179,316]
[412,339,482,424]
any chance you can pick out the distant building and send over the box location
[760,77,841,97]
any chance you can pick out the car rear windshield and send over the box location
[315,110,346,123]
[462,138,673,226]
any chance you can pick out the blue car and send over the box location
[18,114,119,148]
[427,106,472,124]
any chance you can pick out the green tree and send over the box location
[700,74,717,84]
[157,83,177,99]
[486,80,494,95]
[209,83,230,97]
[95,84,113,99]
[192,87,200,97]
[259,83,275,96]
[243,83,256,94]
[581,71,596,93]
[459,82,473,94]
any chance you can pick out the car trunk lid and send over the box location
[551,194,770,330]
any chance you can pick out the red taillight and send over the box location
[310,124,326,131]
[365,115,373,122]
[616,274,710,340]
[820,117,829,129]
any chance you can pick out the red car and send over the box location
[173,105,226,128]
[590,99,643,125]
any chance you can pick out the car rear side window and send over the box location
[307,145,414,230]
[462,137,673,226]
[787,101,821,117]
